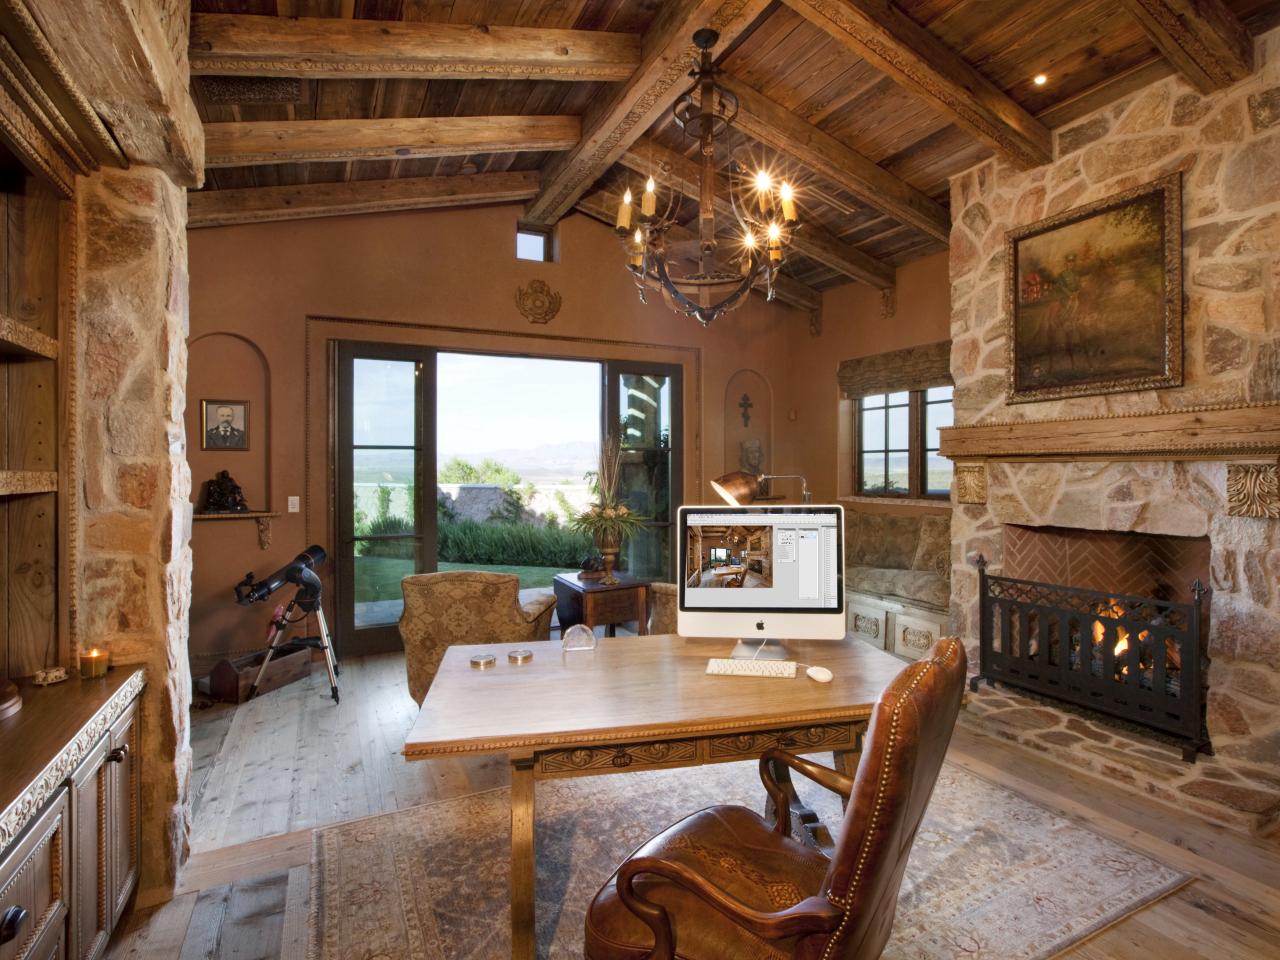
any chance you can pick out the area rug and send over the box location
[309,761,1189,960]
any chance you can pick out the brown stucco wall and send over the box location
[186,203,819,666]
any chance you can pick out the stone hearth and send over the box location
[946,28,1280,834]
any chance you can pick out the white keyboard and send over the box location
[706,658,798,679]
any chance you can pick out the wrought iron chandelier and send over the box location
[613,28,799,327]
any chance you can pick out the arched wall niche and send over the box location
[723,369,772,482]
[186,332,271,511]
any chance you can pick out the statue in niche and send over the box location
[202,470,249,513]
[740,439,764,475]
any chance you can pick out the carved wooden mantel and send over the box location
[940,402,1280,517]
[939,401,1280,463]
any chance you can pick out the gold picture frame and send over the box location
[201,399,250,451]
[1005,173,1183,404]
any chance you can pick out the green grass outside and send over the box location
[354,555,570,602]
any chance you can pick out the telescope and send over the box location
[235,545,327,606]
[232,544,339,703]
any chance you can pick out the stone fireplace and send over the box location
[941,30,1280,833]
[973,526,1212,760]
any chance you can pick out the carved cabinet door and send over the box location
[106,704,139,928]
[68,738,110,960]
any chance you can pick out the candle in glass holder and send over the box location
[79,647,109,679]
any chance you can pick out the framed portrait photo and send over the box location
[1006,173,1183,404]
[201,399,250,451]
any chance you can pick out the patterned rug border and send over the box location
[306,762,1193,960]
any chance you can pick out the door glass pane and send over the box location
[620,374,671,449]
[612,367,678,580]
[353,542,417,628]
[353,358,417,446]
[622,525,670,581]
[353,448,416,533]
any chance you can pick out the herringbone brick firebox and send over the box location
[1002,526,1211,605]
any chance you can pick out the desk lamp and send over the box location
[710,470,812,505]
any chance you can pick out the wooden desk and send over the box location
[552,571,648,637]
[404,635,903,960]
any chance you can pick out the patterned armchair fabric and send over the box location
[648,582,678,635]
[399,571,555,704]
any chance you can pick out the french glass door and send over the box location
[605,361,683,581]
[335,342,436,653]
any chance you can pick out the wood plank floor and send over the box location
[109,652,1280,959]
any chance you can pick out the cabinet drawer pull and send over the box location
[108,744,130,763]
[0,905,28,944]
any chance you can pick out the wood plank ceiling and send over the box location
[187,0,1278,302]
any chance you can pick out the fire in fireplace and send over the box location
[971,556,1211,761]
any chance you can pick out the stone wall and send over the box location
[948,28,1280,831]
[78,167,193,901]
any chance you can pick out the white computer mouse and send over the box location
[806,665,833,683]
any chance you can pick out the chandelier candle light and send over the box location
[614,28,800,326]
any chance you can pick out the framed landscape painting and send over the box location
[1005,174,1182,404]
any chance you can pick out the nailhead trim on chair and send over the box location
[819,638,961,960]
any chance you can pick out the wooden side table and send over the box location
[552,571,649,637]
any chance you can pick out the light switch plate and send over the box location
[288,496,300,513]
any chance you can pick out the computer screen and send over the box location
[679,505,843,614]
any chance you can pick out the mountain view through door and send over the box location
[434,352,602,588]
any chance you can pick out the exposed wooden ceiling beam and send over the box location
[187,171,540,228]
[619,137,894,289]
[718,77,950,243]
[20,0,203,185]
[576,189,822,315]
[203,115,581,167]
[780,0,1052,169]
[189,13,642,82]
[1118,0,1253,93]
[523,0,773,226]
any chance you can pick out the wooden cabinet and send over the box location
[0,672,143,960]
[105,706,138,929]
[67,741,107,960]
[0,789,68,960]
[66,701,139,960]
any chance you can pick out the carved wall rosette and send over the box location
[515,278,562,324]
[1226,463,1280,519]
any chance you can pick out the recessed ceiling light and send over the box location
[1033,74,1048,86]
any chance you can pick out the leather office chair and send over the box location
[584,637,967,960]
[398,571,555,705]
[648,582,678,636]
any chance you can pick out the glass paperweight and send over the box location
[562,624,598,651]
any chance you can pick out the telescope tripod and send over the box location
[248,590,340,703]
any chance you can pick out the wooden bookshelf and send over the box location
[0,314,58,360]
[0,470,58,495]
[0,141,71,687]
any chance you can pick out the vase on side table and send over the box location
[596,533,621,585]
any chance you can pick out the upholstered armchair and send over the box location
[647,582,678,635]
[584,637,966,960]
[399,571,555,705]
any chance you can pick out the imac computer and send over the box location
[677,504,845,659]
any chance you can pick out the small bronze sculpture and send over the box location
[203,470,249,513]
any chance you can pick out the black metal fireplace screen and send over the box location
[972,556,1212,761]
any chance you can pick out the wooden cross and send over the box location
[739,393,753,427]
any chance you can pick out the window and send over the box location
[516,227,550,262]
[856,386,953,499]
